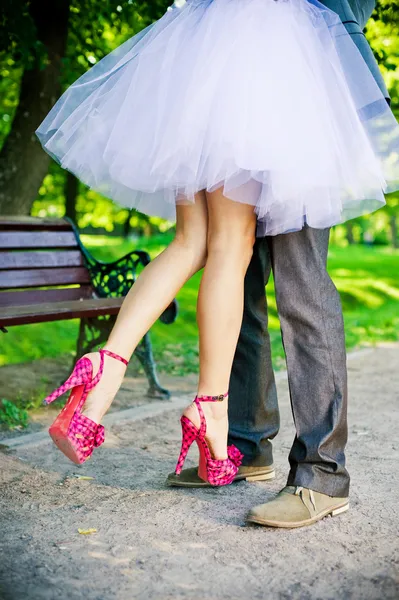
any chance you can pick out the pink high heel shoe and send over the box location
[44,348,128,464]
[175,393,243,486]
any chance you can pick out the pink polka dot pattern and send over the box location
[45,349,128,464]
[174,396,243,487]
[67,413,106,463]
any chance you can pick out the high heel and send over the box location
[175,393,243,486]
[45,349,128,464]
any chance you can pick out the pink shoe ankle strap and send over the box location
[99,349,129,366]
[193,392,228,438]
[87,349,128,390]
[195,392,228,403]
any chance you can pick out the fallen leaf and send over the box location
[78,528,97,535]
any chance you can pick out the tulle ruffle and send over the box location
[36,0,399,236]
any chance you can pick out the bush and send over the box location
[0,399,29,430]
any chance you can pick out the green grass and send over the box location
[0,399,29,430]
[1,236,398,376]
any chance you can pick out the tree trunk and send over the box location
[64,171,78,224]
[0,0,70,215]
[346,222,355,245]
[390,214,398,249]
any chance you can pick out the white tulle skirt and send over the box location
[36,0,399,236]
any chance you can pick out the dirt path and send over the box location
[0,345,398,600]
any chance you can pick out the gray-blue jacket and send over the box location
[321,0,389,97]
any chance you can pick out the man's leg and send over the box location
[270,227,349,497]
[228,237,279,467]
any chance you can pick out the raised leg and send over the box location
[81,192,209,424]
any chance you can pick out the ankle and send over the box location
[206,404,228,420]
[102,345,130,364]
[195,393,229,419]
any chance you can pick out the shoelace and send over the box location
[295,486,317,514]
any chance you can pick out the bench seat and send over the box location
[0,297,124,327]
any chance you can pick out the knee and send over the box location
[207,227,255,270]
[173,227,208,272]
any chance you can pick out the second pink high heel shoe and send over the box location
[44,348,128,464]
[175,393,243,486]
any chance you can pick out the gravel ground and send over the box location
[0,345,398,600]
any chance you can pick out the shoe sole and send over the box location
[247,502,349,529]
[48,384,86,465]
[167,468,276,488]
[245,471,276,482]
[49,430,83,464]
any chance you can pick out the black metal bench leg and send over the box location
[134,333,170,400]
[75,316,114,367]
[76,318,169,400]
[76,318,89,358]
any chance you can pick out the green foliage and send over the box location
[0,58,21,150]
[367,1,399,109]
[64,1,169,84]
[31,163,174,233]
[0,0,38,64]
[0,0,170,146]
[1,1,170,70]
[0,399,29,430]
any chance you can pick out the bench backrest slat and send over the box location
[0,250,84,270]
[0,267,91,290]
[0,218,95,309]
[0,217,71,231]
[0,287,93,307]
[0,231,78,250]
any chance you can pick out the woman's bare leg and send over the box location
[184,188,256,459]
[82,193,208,423]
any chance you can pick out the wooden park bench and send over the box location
[0,217,178,399]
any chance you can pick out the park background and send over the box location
[0,0,398,428]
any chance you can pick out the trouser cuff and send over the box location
[287,465,350,498]
[228,435,274,467]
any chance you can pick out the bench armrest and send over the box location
[65,218,178,324]
[88,249,178,324]
[86,249,151,299]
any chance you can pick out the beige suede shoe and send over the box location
[167,464,275,487]
[247,486,349,528]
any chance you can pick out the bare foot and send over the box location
[183,399,229,460]
[81,352,127,424]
